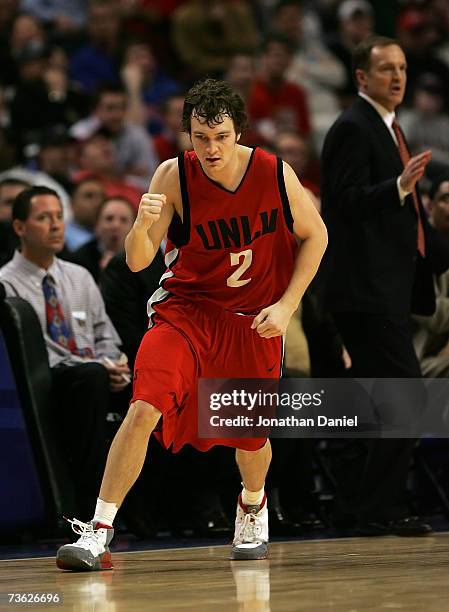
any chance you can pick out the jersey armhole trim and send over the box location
[276,157,294,233]
[175,152,191,246]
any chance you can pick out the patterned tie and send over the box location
[42,274,93,357]
[391,119,426,257]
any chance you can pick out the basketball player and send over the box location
[56,79,327,570]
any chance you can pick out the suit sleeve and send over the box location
[322,120,400,221]
[84,270,122,360]
[100,255,148,369]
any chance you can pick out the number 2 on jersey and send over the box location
[227,249,253,287]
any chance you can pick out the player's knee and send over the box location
[127,400,161,433]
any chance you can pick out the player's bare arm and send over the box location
[125,158,180,272]
[252,162,328,338]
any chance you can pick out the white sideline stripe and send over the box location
[147,247,179,326]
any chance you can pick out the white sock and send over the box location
[242,485,265,507]
[93,498,118,527]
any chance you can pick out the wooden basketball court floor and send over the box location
[2,534,449,611]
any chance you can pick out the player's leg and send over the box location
[56,321,196,571]
[56,400,161,571]
[206,312,282,560]
[98,400,161,506]
[231,441,271,560]
[236,440,272,492]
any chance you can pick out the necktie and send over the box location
[42,274,93,357]
[391,119,426,257]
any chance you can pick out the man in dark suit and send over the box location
[321,35,445,536]
[100,249,166,370]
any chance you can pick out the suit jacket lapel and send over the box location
[354,97,403,173]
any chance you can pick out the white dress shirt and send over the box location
[0,251,122,368]
[358,92,411,203]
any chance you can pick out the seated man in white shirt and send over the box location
[0,185,131,519]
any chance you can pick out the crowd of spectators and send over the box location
[1,0,449,539]
[0,1,448,224]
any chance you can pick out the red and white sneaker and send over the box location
[56,518,114,571]
[230,494,269,560]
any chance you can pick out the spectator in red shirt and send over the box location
[248,34,311,145]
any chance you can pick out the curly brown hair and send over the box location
[182,78,248,134]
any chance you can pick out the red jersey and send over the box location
[148,147,298,321]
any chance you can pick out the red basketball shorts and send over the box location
[132,297,283,453]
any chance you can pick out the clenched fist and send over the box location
[134,193,166,231]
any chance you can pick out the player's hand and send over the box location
[134,193,166,231]
[251,301,294,338]
[399,150,432,193]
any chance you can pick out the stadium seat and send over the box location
[0,286,76,530]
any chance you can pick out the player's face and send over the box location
[190,114,240,176]
[356,44,407,112]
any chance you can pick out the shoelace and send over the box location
[238,511,262,543]
[64,517,100,540]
